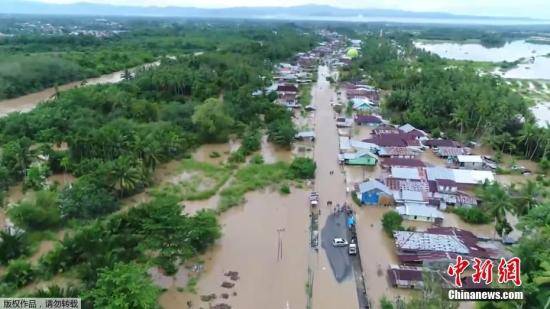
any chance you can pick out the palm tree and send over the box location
[477,181,514,222]
[512,180,541,216]
[108,156,144,197]
[519,122,537,157]
[450,105,469,137]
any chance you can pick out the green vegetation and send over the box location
[280,183,291,194]
[8,190,61,230]
[451,206,491,224]
[218,162,293,210]
[0,22,318,300]
[342,35,549,161]
[152,159,231,201]
[298,84,312,108]
[289,157,316,179]
[86,262,160,309]
[381,210,403,236]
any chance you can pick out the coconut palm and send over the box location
[108,156,145,197]
[477,181,514,222]
[513,180,541,216]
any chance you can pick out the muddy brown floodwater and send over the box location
[0,61,159,117]
[159,189,311,309]
[310,66,359,309]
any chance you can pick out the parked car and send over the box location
[332,238,348,247]
[348,243,357,255]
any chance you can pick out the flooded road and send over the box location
[311,65,359,309]
[0,61,159,117]
[159,189,311,309]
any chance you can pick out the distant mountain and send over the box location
[0,1,541,22]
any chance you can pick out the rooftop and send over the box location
[394,231,469,254]
[396,204,444,219]
[357,179,392,195]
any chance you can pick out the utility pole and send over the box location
[277,228,286,261]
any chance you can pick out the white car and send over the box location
[332,238,348,247]
[348,243,357,255]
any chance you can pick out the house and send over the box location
[363,134,420,148]
[339,136,352,153]
[336,117,353,128]
[351,98,373,111]
[338,151,378,166]
[380,158,425,169]
[295,131,315,142]
[394,227,495,264]
[377,147,419,159]
[350,140,380,153]
[387,265,425,289]
[391,167,422,180]
[399,124,428,139]
[356,180,393,206]
[373,124,400,135]
[354,115,382,126]
[396,204,443,223]
[276,84,298,94]
[436,147,471,158]
[423,139,462,149]
[454,155,484,170]
[452,169,495,186]
[393,190,427,204]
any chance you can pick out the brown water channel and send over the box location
[0,61,159,117]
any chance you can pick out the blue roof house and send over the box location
[356,180,393,206]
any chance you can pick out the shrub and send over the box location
[59,178,118,220]
[4,259,35,288]
[249,154,264,164]
[0,231,29,265]
[290,157,316,179]
[280,184,290,194]
[451,207,491,224]
[209,151,221,158]
[23,162,51,191]
[8,190,61,230]
[381,211,403,237]
[240,129,262,155]
[228,149,246,163]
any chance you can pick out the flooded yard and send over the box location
[159,189,311,309]
[355,206,418,307]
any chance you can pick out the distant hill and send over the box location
[0,1,541,22]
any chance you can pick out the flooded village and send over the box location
[0,27,544,309]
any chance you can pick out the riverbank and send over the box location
[0,61,159,117]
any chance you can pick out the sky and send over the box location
[29,0,550,19]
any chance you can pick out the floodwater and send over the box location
[159,189,311,309]
[0,61,159,117]
[416,39,550,82]
[310,65,359,309]
[192,141,240,165]
[46,173,76,187]
[355,207,418,306]
[530,101,550,127]
[260,135,293,163]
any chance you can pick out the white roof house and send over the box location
[339,136,352,152]
[295,131,316,139]
[452,169,494,185]
[394,231,469,254]
[391,167,421,180]
[350,140,380,153]
[426,166,494,185]
[357,180,392,195]
[393,190,426,204]
[396,204,444,222]
[456,155,483,163]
